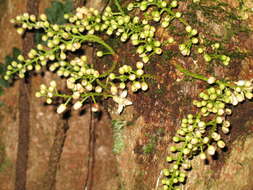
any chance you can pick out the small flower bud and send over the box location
[86,83,93,91]
[200,152,206,160]
[119,82,126,89]
[35,92,41,98]
[96,51,103,57]
[207,145,216,155]
[73,101,83,110]
[109,73,116,80]
[166,156,173,162]
[95,86,103,93]
[175,12,182,18]
[129,74,136,81]
[17,28,24,35]
[207,76,216,84]
[111,85,118,95]
[46,98,52,104]
[141,82,148,91]
[217,140,225,148]
[203,137,209,144]
[136,69,144,76]
[185,25,192,33]
[170,146,177,152]
[222,127,230,134]
[57,104,67,114]
[136,62,144,69]
[50,80,57,87]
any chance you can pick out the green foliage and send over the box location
[35,0,74,44]
[46,0,74,24]
[34,31,45,45]
[0,48,19,105]
[112,120,127,154]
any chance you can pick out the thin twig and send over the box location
[155,170,163,190]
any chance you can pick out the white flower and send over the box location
[113,90,132,114]
[57,104,67,114]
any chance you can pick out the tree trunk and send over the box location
[0,0,253,190]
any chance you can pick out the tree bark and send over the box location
[39,120,69,190]
[15,1,39,190]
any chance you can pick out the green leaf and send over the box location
[45,7,55,23]
[0,64,5,75]
[34,30,47,45]
[0,78,9,88]
[0,88,3,96]
[63,0,74,13]
[4,56,13,65]
[0,101,4,107]
[46,1,62,24]
[12,47,21,58]
[45,0,73,24]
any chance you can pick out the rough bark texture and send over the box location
[15,1,39,190]
[0,0,253,190]
[38,120,69,190]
